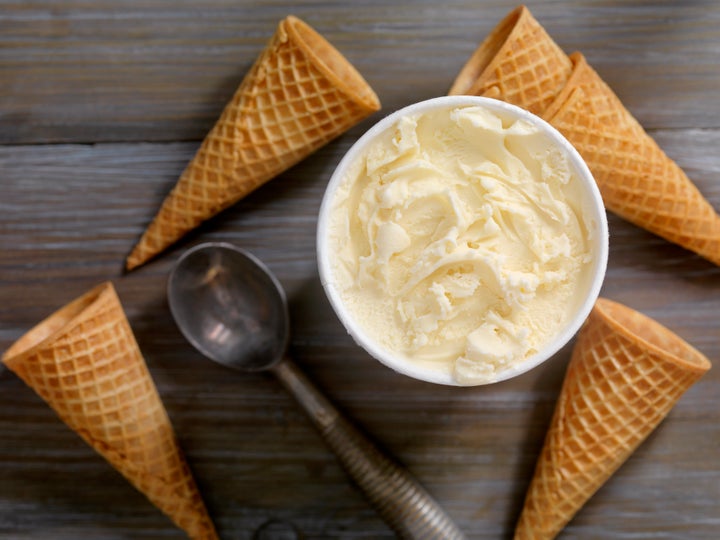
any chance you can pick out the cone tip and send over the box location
[125,251,141,272]
[125,239,153,272]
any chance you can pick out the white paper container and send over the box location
[317,96,609,386]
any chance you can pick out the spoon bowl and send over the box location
[168,243,288,372]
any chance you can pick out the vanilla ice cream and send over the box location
[322,102,599,384]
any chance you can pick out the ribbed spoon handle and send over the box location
[272,359,466,540]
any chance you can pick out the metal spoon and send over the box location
[167,242,466,540]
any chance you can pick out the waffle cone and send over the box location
[448,5,572,116]
[543,52,720,265]
[126,15,380,270]
[2,282,218,540]
[515,298,710,540]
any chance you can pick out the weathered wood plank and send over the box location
[1,0,719,144]
[1,127,718,538]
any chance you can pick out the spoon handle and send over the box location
[271,359,466,540]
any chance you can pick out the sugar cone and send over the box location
[543,52,720,265]
[126,15,381,270]
[2,282,218,540]
[515,298,710,540]
[448,5,572,116]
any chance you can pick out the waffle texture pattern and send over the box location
[514,298,710,540]
[451,6,720,265]
[543,53,720,265]
[448,5,572,115]
[126,15,380,270]
[2,282,218,540]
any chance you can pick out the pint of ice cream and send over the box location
[318,97,607,385]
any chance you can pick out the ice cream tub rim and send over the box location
[316,95,609,386]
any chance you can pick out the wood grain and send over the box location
[2,0,719,144]
[1,1,719,539]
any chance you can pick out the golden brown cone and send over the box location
[2,283,218,540]
[543,52,720,266]
[514,298,711,540]
[125,15,380,270]
[448,5,572,115]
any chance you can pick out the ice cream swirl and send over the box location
[327,105,593,384]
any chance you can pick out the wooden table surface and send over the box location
[1,1,718,538]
